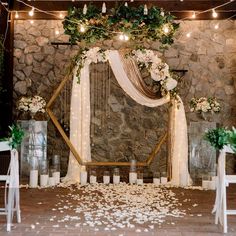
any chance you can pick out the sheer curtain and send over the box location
[63,50,191,186]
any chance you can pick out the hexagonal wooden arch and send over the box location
[46,74,168,167]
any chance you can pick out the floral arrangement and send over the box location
[204,127,236,153]
[132,49,177,93]
[17,95,46,114]
[74,47,178,99]
[189,97,221,113]
[63,4,179,47]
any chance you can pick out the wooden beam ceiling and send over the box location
[3,0,236,19]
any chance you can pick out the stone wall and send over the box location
[13,19,236,176]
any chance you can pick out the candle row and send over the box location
[80,171,168,185]
[30,170,61,187]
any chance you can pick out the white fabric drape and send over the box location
[64,50,191,186]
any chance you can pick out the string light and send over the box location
[119,33,129,41]
[30,20,34,24]
[191,11,196,19]
[214,23,219,29]
[28,7,34,16]
[163,24,170,34]
[15,11,19,18]
[55,29,60,35]
[186,32,191,38]
[212,9,218,18]
[59,12,64,19]
[80,25,86,33]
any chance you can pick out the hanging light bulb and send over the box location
[119,33,129,41]
[124,34,129,41]
[191,11,196,19]
[102,2,106,13]
[15,11,19,19]
[212,9,218,18]
[119,34,124,41]
[186,32,191,38]
[83,4,87,15]
[214,23,219,29]
[30,20,34,24]
[29,7,34,17]
[130,0,134,2]
[125,2,128,7]
[144,4,148,15]
[163,24,170,34]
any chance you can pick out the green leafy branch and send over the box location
[63,4,179,47]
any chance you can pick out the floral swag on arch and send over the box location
[63,47,191,187]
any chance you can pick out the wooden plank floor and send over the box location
[0,184,236,236]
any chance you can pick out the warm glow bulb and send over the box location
[80,25,86,33]
[59,13,64,19]
[30,20,34,24]
[163,25,169,34]
[186,32,191,38]
[214,24,219,29]
[124,34,129,41]
[15,11,19,19]
[29,7,34,16]
[55,29,60,35]
[212,9,218,18]
[192,11,196,19]
[119,34,124,40]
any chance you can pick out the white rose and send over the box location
[164,77,177,91]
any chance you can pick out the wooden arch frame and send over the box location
[46,73,168,168]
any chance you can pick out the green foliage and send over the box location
[8,124,24,149]
[63,4,179,47]
[228,127,236,153]
[204,127,230,150]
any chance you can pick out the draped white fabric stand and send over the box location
[0,142,21,231]
[212,146,235,233]
[63,50,191,186]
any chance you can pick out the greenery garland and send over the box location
[63,4,179,46]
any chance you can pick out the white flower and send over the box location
[164,77,177,91]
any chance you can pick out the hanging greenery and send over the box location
[63,4,179,46]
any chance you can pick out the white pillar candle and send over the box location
[137,179,143,185]
[30,170,38,188]
[48,177,56,186]
[103,176,110,184]
[52,171,60,184]
[80,171,88,185]
[161,177,168,184]
[90,175,97,184]
[129,172,137,184]
[202,180,210,189]
[40,174,48,187]
[153,178,160,185]
[113,175,120,184]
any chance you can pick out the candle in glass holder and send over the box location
[29,156,39,188]
[161,171,168,184]
[202,175,210,189]
[52,155,60,184]
[39,160,49,187]
[113,168,120,184]
[103,171,110,184]
[137,172,143,185]
[129,159,137,184]
[48,176,56,186]
[153,172,160,185]
[90,170,97,184]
